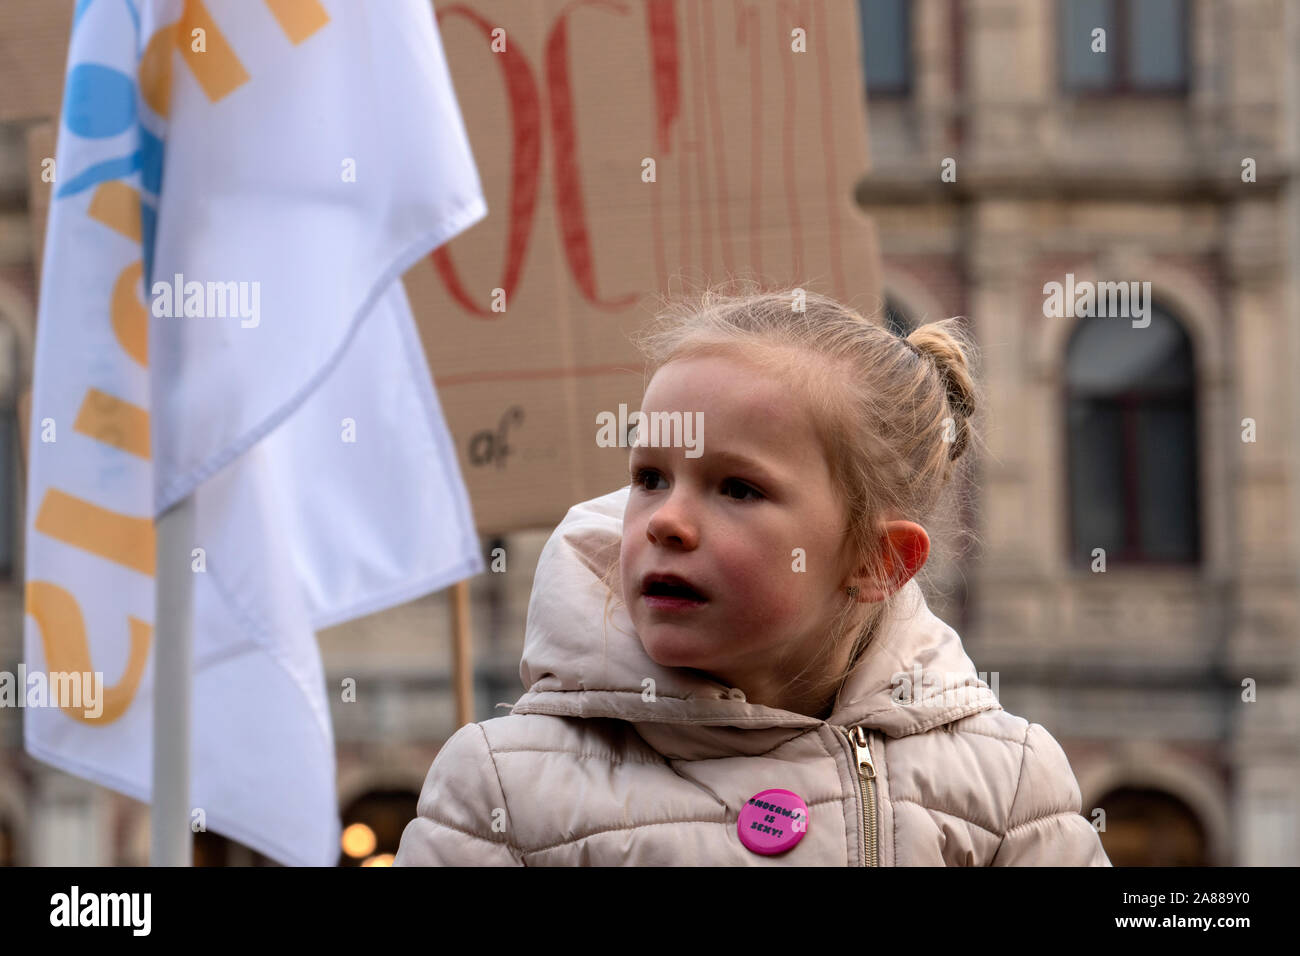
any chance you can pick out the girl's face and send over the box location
[620,353,860,708]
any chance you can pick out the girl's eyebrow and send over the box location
[707,449,783,486]
[631,446,782,486]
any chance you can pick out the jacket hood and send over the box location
[512,486,1001,758]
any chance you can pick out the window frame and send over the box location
[859,0,913,98]
[1062,309,1202,569]
[1057,0,1191,98]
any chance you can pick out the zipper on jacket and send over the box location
[843,725,879,867]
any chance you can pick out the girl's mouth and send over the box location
[642,580,708,610]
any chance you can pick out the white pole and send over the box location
[152,493,196,866]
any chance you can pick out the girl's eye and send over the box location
[632,470,761,501]
[631,468,665,491]
[723,479,763,501]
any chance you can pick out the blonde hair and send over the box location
[599,283,984,711]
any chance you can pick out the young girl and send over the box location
[395,288,1111,866]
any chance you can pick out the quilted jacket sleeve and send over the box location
[393,722,525,866]
[991,722,1112,866]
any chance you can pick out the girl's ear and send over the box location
[848,521,930,602]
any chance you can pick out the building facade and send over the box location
[858,0,1300,865]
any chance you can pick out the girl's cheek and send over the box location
[620,540,640,588]
[620,517,642,560]
[728,555,812,622]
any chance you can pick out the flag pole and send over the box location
[451,579,473,726]
[152,493,196,865]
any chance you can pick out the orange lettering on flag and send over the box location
[140,24,178,117]
[265,0,330,45]
[177,0,251,102]
[35,489,156,577]
[26,580,152,725]
[74,389,151,461]
[111,261,149,367]
[87,182,142,242]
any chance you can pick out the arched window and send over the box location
[338,788,420,866]
[1065,303,1199,566]
[1095,786,1209,866]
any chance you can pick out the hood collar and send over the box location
[512,486,1001,759]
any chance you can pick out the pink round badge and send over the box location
[738,788,809,855]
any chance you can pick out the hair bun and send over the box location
[905,318,977,461]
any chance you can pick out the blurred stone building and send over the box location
[858,0,1300,866]
[1,0,1298,866]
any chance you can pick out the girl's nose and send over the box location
[646,494,698,549]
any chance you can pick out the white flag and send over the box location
[24,0,485,866]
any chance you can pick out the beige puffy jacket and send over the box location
[395,486,1112,866]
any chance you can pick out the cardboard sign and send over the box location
[8,0,882,536]
[0,2,73,123]
[406,0,882,533]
